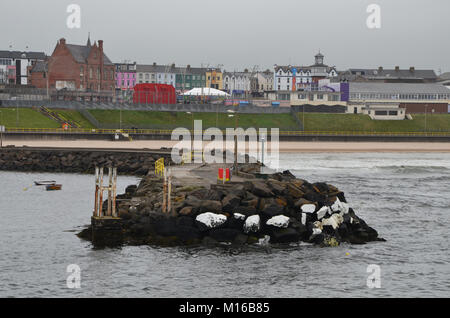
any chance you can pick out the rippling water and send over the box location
[1,152,450,297]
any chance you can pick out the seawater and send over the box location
[0,152,449,297]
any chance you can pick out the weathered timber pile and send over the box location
[79,166,384,247]
[0,149,171,175]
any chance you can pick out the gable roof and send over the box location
[0,50,46,60]
[65,44,113,65]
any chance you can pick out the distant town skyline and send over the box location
[1,0,449,73]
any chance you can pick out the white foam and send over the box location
[266,215,290,228]
[312,228,322,235]
[196,212,227,229]
[244,215,261,233]
[301,204,316,213]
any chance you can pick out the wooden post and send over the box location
[107,167,112,216]
[167,172,172,214]
[94,167,99,217]
[112,167,117,217]
[162,170,167,213]
[98,168,104,218]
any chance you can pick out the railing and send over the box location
[4,127,450,137]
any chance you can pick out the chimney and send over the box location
[60,38,66,45]
[171,63,175,68]
[98,40,103,50]
[378,66,383,72]
[395,66,400,72]
[153,62,156,66]
[410,66,415,72]
[187,64,191,69]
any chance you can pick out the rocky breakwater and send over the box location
[79,165,384,247]
[0,148,171,175]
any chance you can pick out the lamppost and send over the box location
[0,110,3,148]
[186,111,194,158]
[227,109,239,174]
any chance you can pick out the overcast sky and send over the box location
[1,0,449,73]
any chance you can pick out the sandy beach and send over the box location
[3,139,450,152]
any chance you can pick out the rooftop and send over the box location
[350,82,450,94]
[0,50,46,60]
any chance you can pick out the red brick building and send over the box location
[31,37,115,101]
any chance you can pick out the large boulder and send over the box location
[270,228,300,243]
[249,181,274,197]
[209,228,242,242]
[244,215,261,233]
[266,215,290,228]
[195,212,227,231]
[222,194,241,213]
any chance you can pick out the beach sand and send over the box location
[3,139,450,152]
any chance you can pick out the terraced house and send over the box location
[136,63,176,87]
[175,65,206,91]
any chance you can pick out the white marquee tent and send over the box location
[182,87,230,97]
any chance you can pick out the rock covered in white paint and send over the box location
[266,215,290,228]
[331,198,341,212]
[301,204,316,213]
[195,212,227,229]
[317,206,329,220]
[233,213,246,220]
[322,214,344,230]
[301,213,307,225]
[244,215,261,233]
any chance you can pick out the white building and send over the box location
[0,50,46,85]
[274,52,338,91]
[223,70,252,97]
[136,63,177,88]
[252,70,274,93]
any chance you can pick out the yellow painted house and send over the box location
[205,69,223,90]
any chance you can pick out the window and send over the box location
[89,67,93,79]
[317,94,324,100]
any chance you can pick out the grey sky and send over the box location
[1,0,449,73]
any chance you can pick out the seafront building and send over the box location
[205,68,223,90]
[175,65,207,91]
[338,67,438,83]
[0,50,46,85]
[136,63,177,88]
[273,52,338,91]
[348,82,450,114]
[29,36,115,101]
[223,70,252,97]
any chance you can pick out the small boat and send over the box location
[34,181,56,186]
[46,184,62,191]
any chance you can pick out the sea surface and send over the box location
[0,152,449,298]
